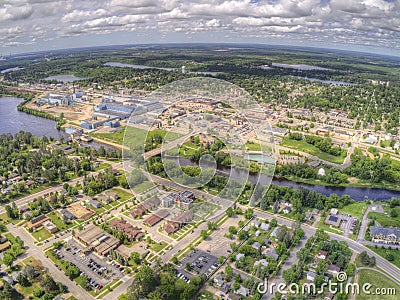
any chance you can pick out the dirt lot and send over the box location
[196,215,243,258]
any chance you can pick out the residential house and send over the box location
[283,206,292,214]
[307,271,316,282]
[236,253,245,261]
[104,191,120,201]
[228,293,241,300]
[60,209,76,221]
[265,248,279,261]
[328,264,341,276]
[252,242,261,250]
[317,250,328,260]
[236,285,250,297]
[260,223,270,231]
[324,293,334,300]
[97,195,111,205]
[88,199,102,209]
[270,227,279,238]
[214,274,224,287]
[143,209,169,227]
[254,259,269,267]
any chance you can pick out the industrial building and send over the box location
[38,93,73,106]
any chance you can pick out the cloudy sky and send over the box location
[1,0,399,56]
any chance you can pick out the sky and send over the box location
[1,0,399,57]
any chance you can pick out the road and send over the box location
[0,161,122,214]
[250,209,400,284]
[262,231,311,299]
[104,275,134,299]
[143,132,197,159]
[6,224,93,300]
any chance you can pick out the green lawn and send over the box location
[149,241,168,252]
[91,128,126,145]
[180,140,201,156]
[111,187,134,201]
[47,212,74,231]
[15,283,36,298]
[280,137,346,164]
[31,227,52,241]
[0,212,20,225]
[367,246,400,269]
[94,163,111,171]
[368,211,400,228]
[340,202,368,219]
[121,126,183,149]
[131,181,156,194]
[197,290,216,300]
[356,269,399,300]
[245,141,262,151]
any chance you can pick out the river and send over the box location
[0,97,114,150]
[174,157,399,201]
[1,96,398,200]
[0,97,68,138]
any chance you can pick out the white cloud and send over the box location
[0,0,399,53]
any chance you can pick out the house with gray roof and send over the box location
[254,259,269,267]
[236,285,250,297]
[260,223,270,231]
[265,248,279,261]
[236,253,245,261]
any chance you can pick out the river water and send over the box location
[2,96,398,200]
[0,97,68,138]
[174,157,399,201]
[0,97,114,150]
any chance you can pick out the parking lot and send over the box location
[342,216,358,237]
[177,249,219,280]
[58,240,124,289]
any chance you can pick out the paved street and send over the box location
[250,208,400,283]
[0,161,122,214]
[6,224,93,300]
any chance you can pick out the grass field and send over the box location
[180,140,201,156]
[367,211,400,228]
[131,181,156,194]
[340,202,368,219]
[31,227,52,241]
[149,240,168,252]
[367,246,400,269]
[0,212,20,225]
[245,141,262,151]
[94,163,111,171]
[280,137,346,164]
[47,211,74,231]
[106,126,181,148]
[356,269,399,300]
[91,128,125,145]
[111,187,134,201]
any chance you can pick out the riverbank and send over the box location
[276,175,400,192]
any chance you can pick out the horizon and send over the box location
[1,0,400,57]
[3,42,400,60]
